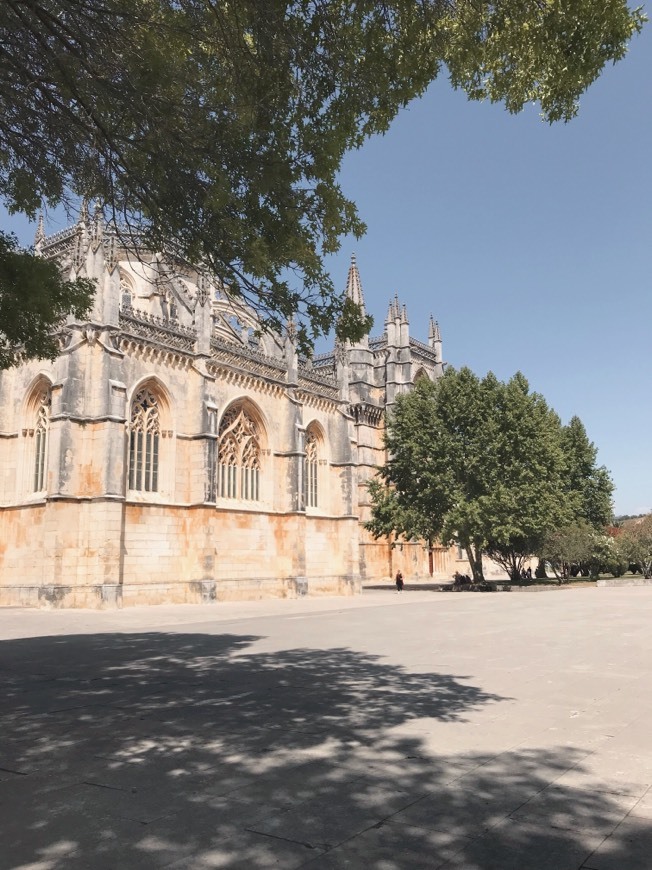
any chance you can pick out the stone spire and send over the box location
[34,213,45,253]
[401,304,408,324]
[345,253,365,313]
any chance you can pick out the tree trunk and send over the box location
[507,553,523,583]
[465,543,485,582]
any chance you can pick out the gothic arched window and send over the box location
[33,387,51,492]
[120,274,134,310]
[166,292,178,322]
[218,405,261,501]
[128,387,160,492]
[304,428,319,508]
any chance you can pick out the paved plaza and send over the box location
[2,587,652,869]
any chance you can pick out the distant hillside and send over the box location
[615,513,649,526]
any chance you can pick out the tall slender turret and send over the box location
[343,254,373,402]
[428,315,442,363]
[34,214,45,254]
[400,303,409,347]
[385,298,396,346]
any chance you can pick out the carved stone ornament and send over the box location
[83,326,99,346]
[119,305,197,353]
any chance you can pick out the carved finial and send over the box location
[401,303,408,324]
[393,293,400,319]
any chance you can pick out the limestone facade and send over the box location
[0,213,455,607]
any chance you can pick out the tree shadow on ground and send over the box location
[0,632,650,869]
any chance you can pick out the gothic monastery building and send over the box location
[0,212,457,607]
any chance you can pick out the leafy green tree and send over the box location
[0,232,93,369]
[365,375,460,567]
[432,368,502,581]
[480,373,573,581]
[585,532,627,579]
[365,478,441,572]
[367,368,578,583]
[0,0,645,351]
[618,516,652,578]
[561,416,614,528]
[539,521,598,581]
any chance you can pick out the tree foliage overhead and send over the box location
[0,0,645,351]
[0,231,93,369]
[367,367,614,582]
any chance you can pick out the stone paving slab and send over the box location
[582,817,652,870]
[2,587,652,868]
[438,818,607,870]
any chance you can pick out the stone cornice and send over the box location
[349,402,384,427]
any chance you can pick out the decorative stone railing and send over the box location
[119,305,197,352]
[311,350,336,365]
[409,337,441,362]
[210,335,287,381]
[297,359,340,400]
[298,359,338,387]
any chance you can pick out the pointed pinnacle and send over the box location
[78,198,90,232]
[34,213,45,247]
[345,253,365,312]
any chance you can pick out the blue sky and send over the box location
[2,19,650,514]
[322,20,651,517]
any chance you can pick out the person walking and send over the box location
[395,570,404,593]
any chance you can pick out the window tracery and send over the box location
[166,292,178,322]
[120,275,134,310]
[33,388,51,492]
[304,428,319,508]
[128,388,160,492]
[218,405,261,501]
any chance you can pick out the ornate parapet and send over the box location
[409,336,441,364]
[297,359,340,401]
[210,335,287,383]
[119,304,196,353]
[311,351,336,370]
